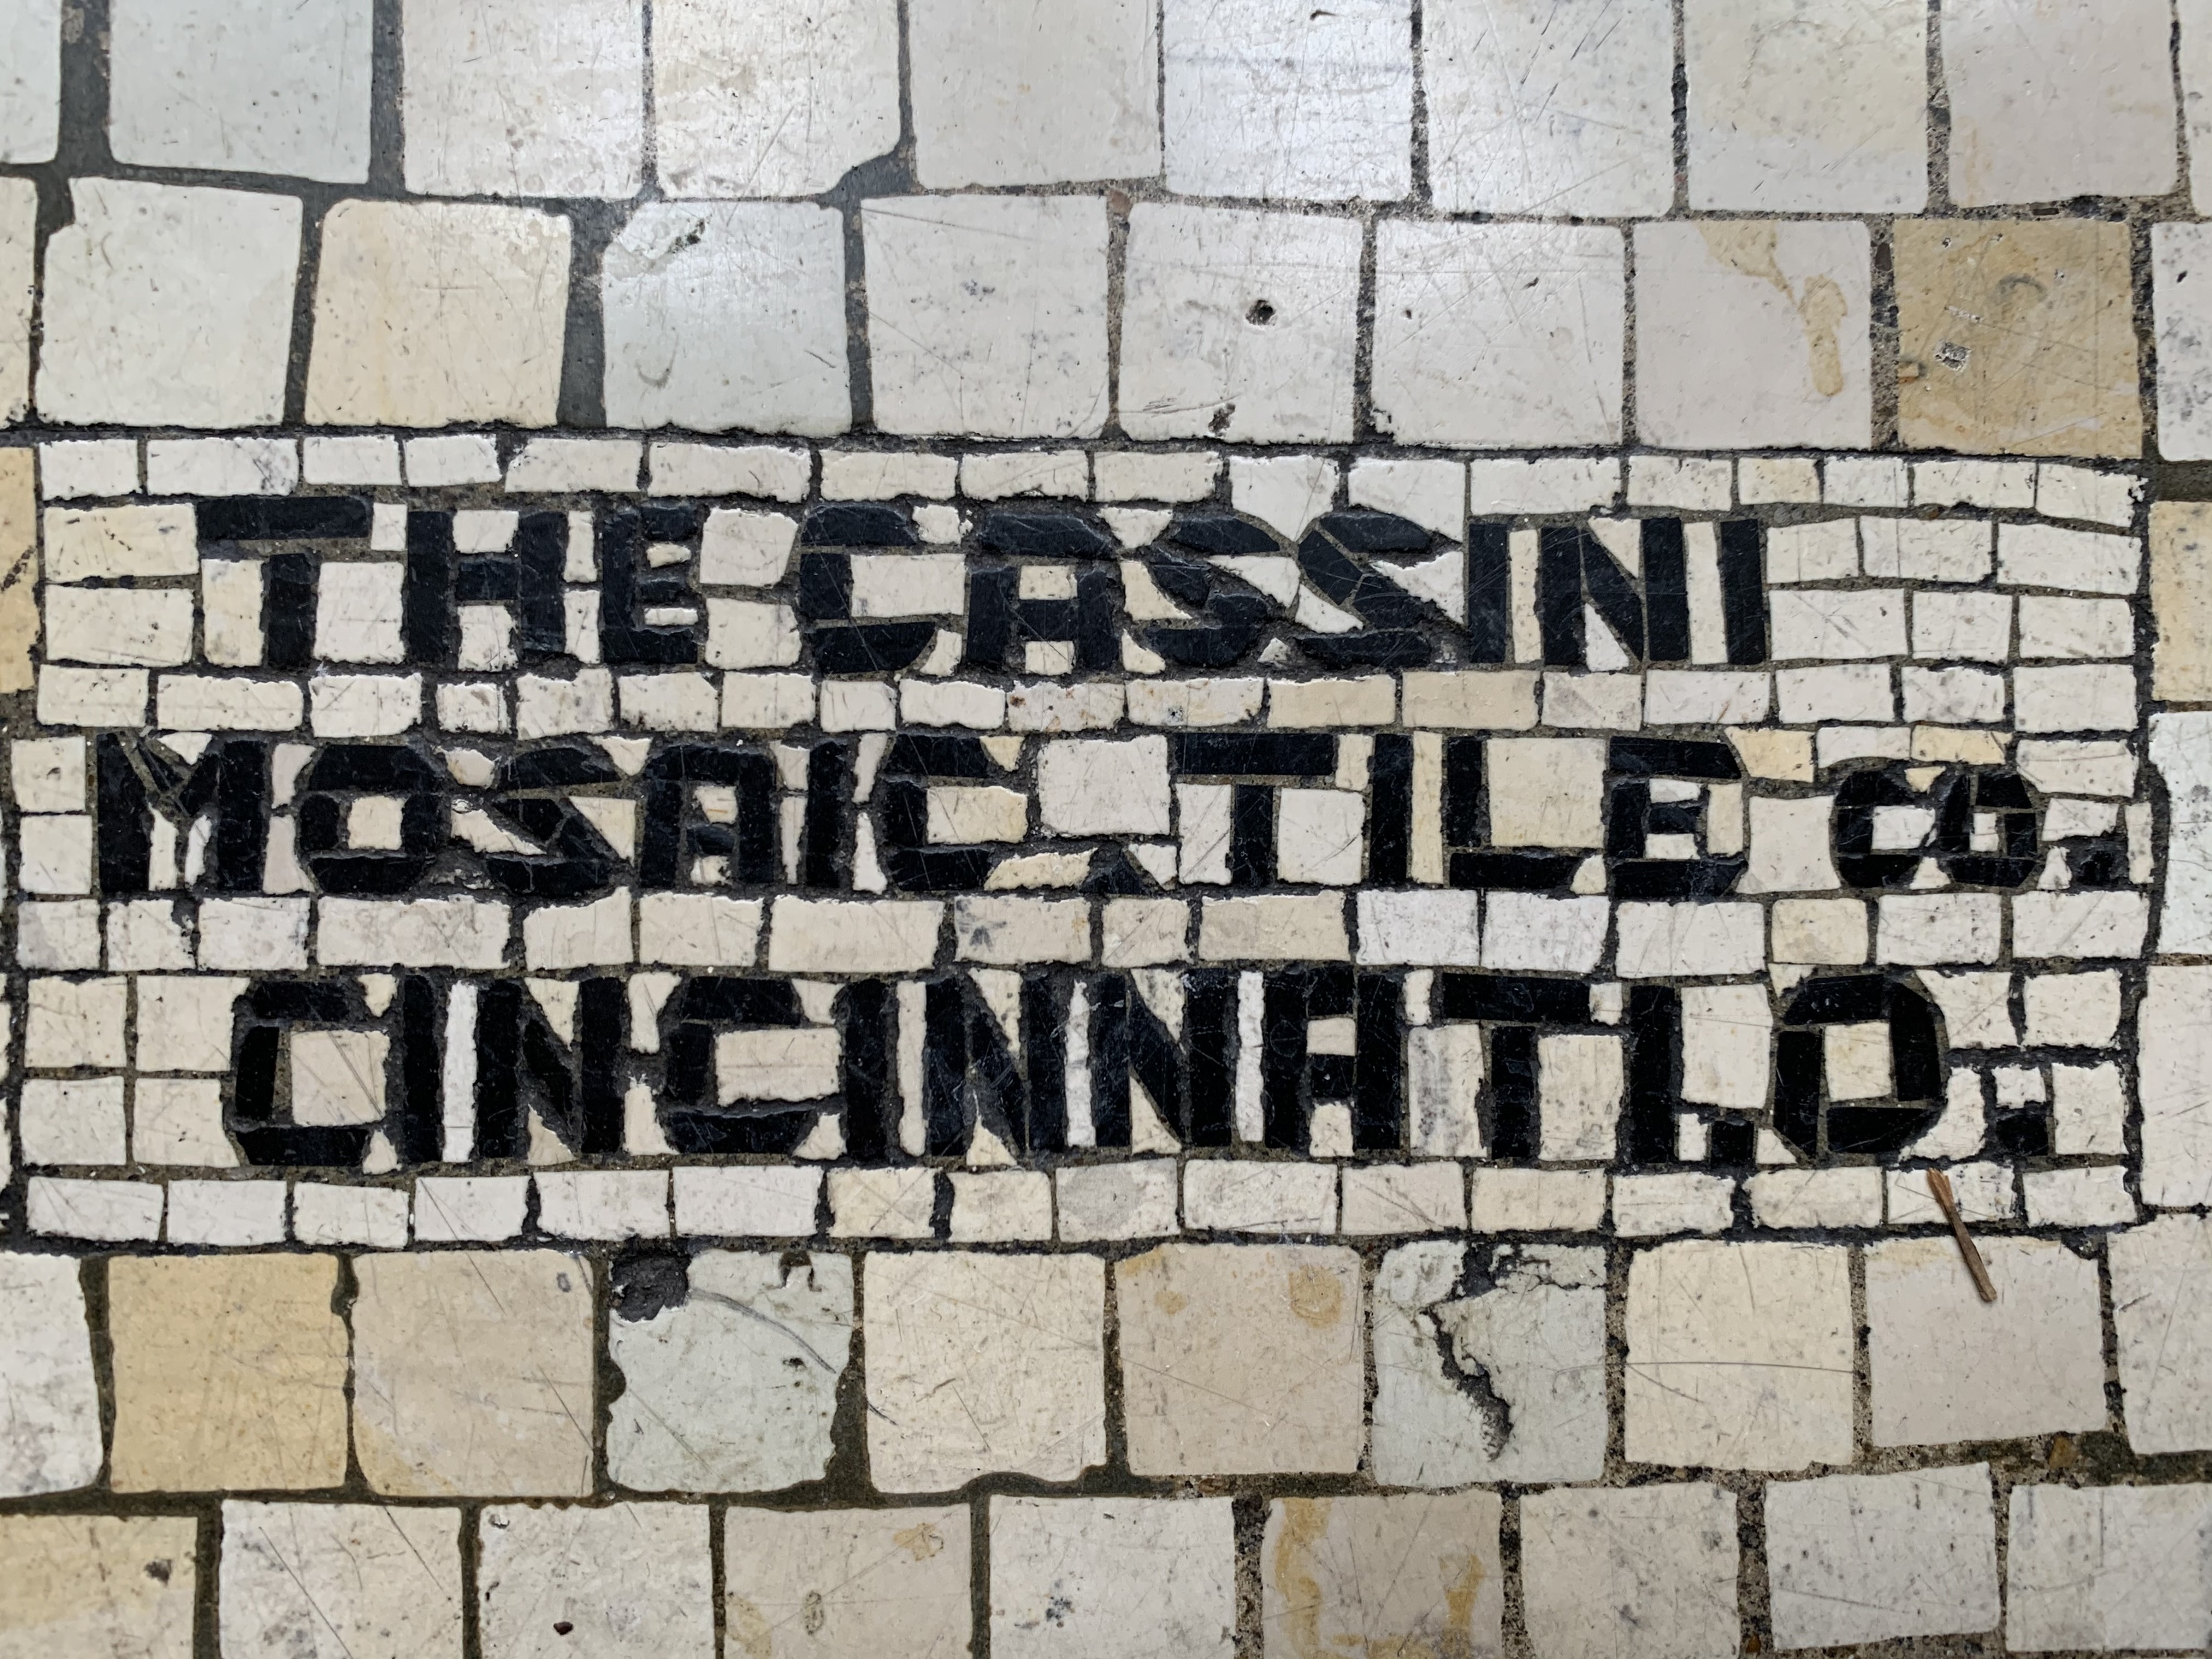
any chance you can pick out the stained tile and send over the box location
[1898,219,2141,458]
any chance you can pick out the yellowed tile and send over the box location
[1261,1493,1504,1659]
[109,1254,348,1492]
[1116,1243,1363,1476]
[0,1516,197,1659]
[351,1249,595,1498]
[1895,219,2141,458]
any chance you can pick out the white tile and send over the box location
[650,443,810,500]
[653,0,897,197]
[603,202,848,436]
[724,1507,971,1659]
[220,1502,461,1659]
[1686,0,1926,211]
[1767,1466,1998,1649]
[0,1252,100,1497]
[607,1251,849,1492]
[0,0,58,162]
[2113,1213,2212,1451]
[1945,0,2175,205]
[2156,224,2212,460]
[2008,1483,2212,1652]
[1866,1237,2107,1447]
[989,1497,1234,1659]
[1372,222,1623,447]
[402,0,643,198]
[0,177,33,422]
[1162,0,1412,201]
[866,1251,1105,1490]
[1119,205,1360,444]
[38,180,300,428]
[1523,1485,1740,1659]
[1425,0,1670,217]
[1624,1240,1853,1471]
[1372,1241,1605,1486]
[109,0,371,182]
[39,440,138,500]
[27,1177,163,1241]
[864,195,1109,439]
[477,1503,712,1659]
[912,0,1156,186]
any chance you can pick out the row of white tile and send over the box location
[33,434,2146,532]
[1,0,2197,214]
[17,1157,2135,1248]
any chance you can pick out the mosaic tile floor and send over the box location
[5,1,2212,1655]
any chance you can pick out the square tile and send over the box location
[863,195,1109,439]
[1371,1242,1607,1486]
[1522,1483,1739,1659]
[1865,1236,2107,1446]
[37,179,299,428]
[1424,0,1670,217]
[221,1502,463,1659]
[1945,0,2175,205]
[724,1506,971,1659]
[607,1251,851,1493]
[351,1251,595,1497]
[602,202,849,435]
[653,0,897,197]
[2007,1483,2212,1652]
[1766,1465,1998,1649]
[1686,0,1926,210]
[1898,219,2141,458]
[911,0,1157,186]
[1635,220,1871,449]
[401,0,643,198]
[1117,1243,1363,1474]
[109,1253,349,1490]
[307,202,570,428]
[0,1516,197,1659]
[990,1497,1234,1659]
[477,1503,712,1659]
[1372,222,1624,447]
[1163,0,1411,200]
[1261,1493,1502,1659]
[1119,204,1361,444]
[1624,1240,1853,1471]
[865,1250,1106,1490]
[109,0,371,182]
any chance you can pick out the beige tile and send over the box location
[1261,1492,1503,1659]
[1895,219,2141,458]
[724,1506,971,1659]
[1624,1240,1854,1472]
[1866,1237,2107,1447]
[1117,1243,1363,1475]
[0,1516,197,1659]
[2154,502,2212,703]
[352,1250,595,1498]
[865,1250,1106,1490]
[109,1253,348,1491]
